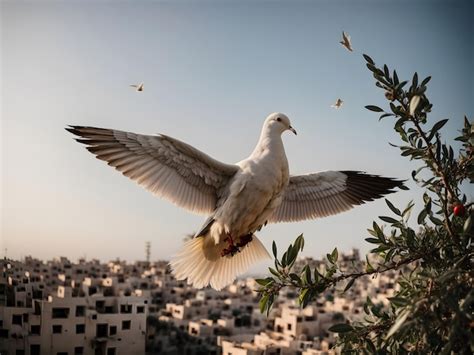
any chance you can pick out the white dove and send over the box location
[130,82,144,92]
[67,113,404,290]
[331,98,344,109]
[340,31,353,52]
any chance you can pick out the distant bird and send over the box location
[130,83,144,92]
[67,112,404,290]
[340,31,353,52]
[331,98,344,109]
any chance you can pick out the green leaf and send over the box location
[281,252,287,268]
[313,268,320,283]
[366,256,374,272]
[464,215,472,233]
[327,253,334,264]
[395,80,408,90]
[274,258,281,270]
[366,339,377,353]
[388,297,409,307]
[373,222,383,238]
[374,72,390,85]
[304,265,312,284]
[331,247,339,262]
[328,323,353,333]
[366,63,377,73]
[289,273,301,283]
[371,245,390,253]
[423,193,432,209]
[399,184,409,191]
[385,199,401,216]
[259,294,269,313]
[411,166,426,179]
[365,105,384,112]
[375,81,385,89]
[365,237,381,244]
[402,200,414,219]
[379,113,394,121]
[383,64,390,80]
[372,222,386,243]
[429,216,443,225]
[421,76,431,86]
[269,267,280,278]
[385,248,396,262]
[428,119,449,141]
[343,278,356,293]
[298,288,310,307]
[287,246,298,267]
[286,244,294,263]
[367,228,377,237]
[255,278,270,286]
[272,241,277,259]
[379,216,399,224]
[417,209,428,224]
[393,70,399,85]
[363,54,374,65]
[386,309,410,339]
[294,234,305,252]
[257,278,274,287]
[412,72,418,88]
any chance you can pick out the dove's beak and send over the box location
[289,126,297,135]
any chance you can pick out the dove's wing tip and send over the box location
[65,125,82,134]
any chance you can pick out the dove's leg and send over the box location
[221,233,254,257]
[236,234,253,248]
[221,234,239,257]
[225,234,235,246]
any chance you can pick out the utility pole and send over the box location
[145,241,151,263]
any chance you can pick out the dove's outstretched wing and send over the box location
[269,171,404,223]
[67,126,238,214]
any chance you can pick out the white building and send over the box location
[1,258,148,355]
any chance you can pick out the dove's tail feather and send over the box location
[170,235,270,290]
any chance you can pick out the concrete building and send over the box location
[1,258,147,355]
[1,246,401,355]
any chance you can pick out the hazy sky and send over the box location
[1,0,472,271]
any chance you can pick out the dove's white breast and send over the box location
[211,140,289,243]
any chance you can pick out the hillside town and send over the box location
[0,248,399,355]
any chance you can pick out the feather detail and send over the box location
[170,235,270,290]
[66,125,238,215]
[270,170,405,223]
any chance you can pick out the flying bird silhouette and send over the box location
[66,113,404,290]
[130,83,144,92]
[340,31,353,52]
[331,98,344,109]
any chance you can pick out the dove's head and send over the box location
[264,112,297,136]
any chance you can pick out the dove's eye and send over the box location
[276,117,281,122]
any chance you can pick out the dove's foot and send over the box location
[221,234,239,257]
[236,234,253,248]
[221,234,254,257]
[221,245,239,257]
